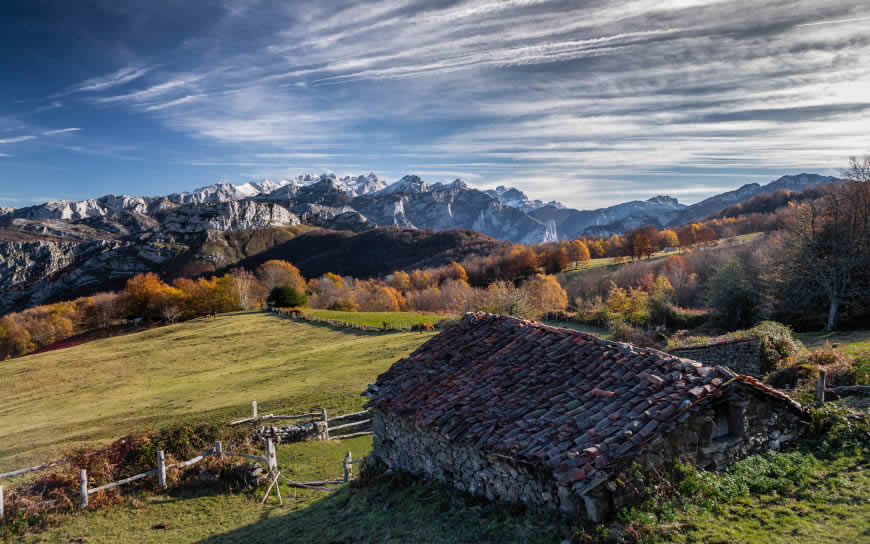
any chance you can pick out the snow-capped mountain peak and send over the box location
[378,175,429,195]
[485,185,565,211]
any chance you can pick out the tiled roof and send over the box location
[369,313,802,488]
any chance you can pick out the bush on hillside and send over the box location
[268,286,308,308]
[705,258,759,330]
[752,321,803,370]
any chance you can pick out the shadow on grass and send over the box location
[192,476,574,544]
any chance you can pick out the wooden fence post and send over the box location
[344,451,352,482]
[816,370,826,403]
[321,408,329,440]
[0,484,4,520]
[157,450,167,490]
[215,441,223,457]
[80,469,88,508]
[252,400,258,420]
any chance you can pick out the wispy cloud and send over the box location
[67,65,152,94]
[34,100,63,112]
[42,128,81,136]
[797,15,870,27]
[0,136,36,144]
[143,94,206,111]
[94,77,200,104]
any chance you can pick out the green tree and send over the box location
[268,286,308,308]
[706,259,758,330]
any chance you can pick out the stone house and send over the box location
[365,313,804,521]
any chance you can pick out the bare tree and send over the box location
[231,269,258,310]
[92,292,118,328]
[774,155,870,330]
[161,305,181,323]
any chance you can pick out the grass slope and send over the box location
[0,311,434,472]
[21,436,568,544]
[796,330,870,358]
[561,232,763,279]
[303,309,454,329]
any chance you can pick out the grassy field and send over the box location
[19,434,569,544]
[561,232,764,278]
[302,309,454,329]
[0,311,434,472]
[796,330,870,357]
[2,310,868,543]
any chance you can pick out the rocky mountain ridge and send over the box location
[0,171,841,315]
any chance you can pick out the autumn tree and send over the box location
[388,270,411,291]
[567,240,591,263]
[257,260,306,292]
[522,274,568,316]
[660,229,679,250]
[0,315,32,359]
[445,261,469,283]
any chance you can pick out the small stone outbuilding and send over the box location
[365,313,804,521]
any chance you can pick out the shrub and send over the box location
[805,403,870,457]
[608,318,656,347]
[751,321,803,371]
[268,286,308,308]
[804,348,855,386]
[855,356,870,385]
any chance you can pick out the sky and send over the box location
[1,0,869,210]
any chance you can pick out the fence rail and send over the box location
[0,441,128,480]
[231,401,374,442]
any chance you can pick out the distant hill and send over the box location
[230,227,509,279]
[665,173,841,226]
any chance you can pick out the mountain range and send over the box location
[0,171,840,314]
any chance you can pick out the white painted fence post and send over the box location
[80,469,88,508]
[266,438,277,471]
[0,484,5,520]
[344,451,352,482]
[215,441,223,457]
[252,400,258,420]
[157,450,167,490]
[321,408,329,440]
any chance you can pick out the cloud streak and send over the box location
[22,0,870,208]
[42,128,81,135]
[0,136,36,144]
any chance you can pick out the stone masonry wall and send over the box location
[373,385,802,521]
[668,337,762,376]
[372,410,566,511]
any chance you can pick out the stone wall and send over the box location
[253,421,326,443]
[372,410,565,510]
[372,385,802,521]
[668,337,762,376]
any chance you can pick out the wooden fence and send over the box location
[0,433,365,519]
[0,401,373,519]
[230,401,373,441]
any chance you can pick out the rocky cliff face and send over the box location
[158,200,300,233]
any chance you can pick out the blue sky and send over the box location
[1,0,869,209]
